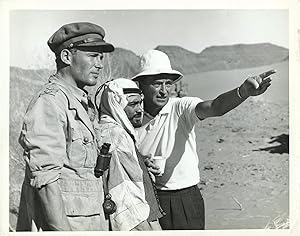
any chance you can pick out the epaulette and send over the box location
[40,83,60,96]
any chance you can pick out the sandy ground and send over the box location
[196,99,288,229]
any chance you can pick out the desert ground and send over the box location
[186,62,289,229]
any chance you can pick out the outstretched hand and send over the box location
[239,69,276,98]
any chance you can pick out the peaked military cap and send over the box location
[47,22,115,54]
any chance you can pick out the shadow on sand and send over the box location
[253,134,289,154]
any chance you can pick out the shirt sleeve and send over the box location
[19,94,66,188]
[175,96,203,125]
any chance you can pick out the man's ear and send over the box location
[60,49,72,65]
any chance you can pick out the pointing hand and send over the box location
[239,69,276,98]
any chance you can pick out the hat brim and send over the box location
[76,41,115,53]
[131,70,183,84]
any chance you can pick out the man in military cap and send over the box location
[16,22,114,231]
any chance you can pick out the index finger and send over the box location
[259,69,276,79]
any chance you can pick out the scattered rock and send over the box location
[208,151,214,156]
[231,127,242,133]
[204,165,214,171]
[217,138,225,143]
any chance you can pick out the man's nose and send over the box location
[95,56,103,70]
[137,104,144,112]
[159,83,167,94]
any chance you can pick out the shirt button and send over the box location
[83,137,89,143]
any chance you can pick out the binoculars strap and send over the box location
[102,171,109,197]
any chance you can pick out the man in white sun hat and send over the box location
[131,49,275,230]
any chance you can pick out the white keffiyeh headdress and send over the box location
[97,78,143,143]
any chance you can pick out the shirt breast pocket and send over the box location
[69,125,96,168]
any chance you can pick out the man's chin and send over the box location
[84,75,99,86]
[131,119,143,128]
[155,98,168,107]
[88,79,98,86]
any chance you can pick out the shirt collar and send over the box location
[50,74,89,104]
[142,98,172,126]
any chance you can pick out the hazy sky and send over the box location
[10,9,288,69]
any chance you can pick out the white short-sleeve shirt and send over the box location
[136,97,203,190]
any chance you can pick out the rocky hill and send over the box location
[105,47,140,79]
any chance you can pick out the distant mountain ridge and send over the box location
[156,43,288,74]
[11,42,288,80]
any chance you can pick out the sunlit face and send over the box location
[69,47,104,88]
[124,94,144,128]
[139,75,173,111]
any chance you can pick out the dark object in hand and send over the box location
[102,193,117,215]
[94,143,111,177]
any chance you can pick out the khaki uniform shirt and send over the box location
[16,75,108,231]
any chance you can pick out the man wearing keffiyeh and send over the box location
[95,78,164,231]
